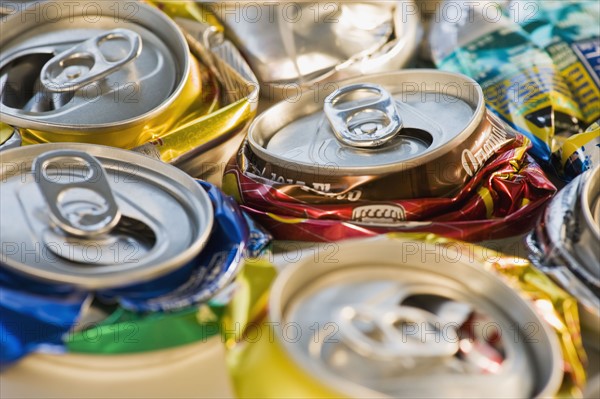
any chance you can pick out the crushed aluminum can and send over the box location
[0,0,259,183]
[223,71,557,242]
[430,0,600,179]
[0,143,269,370]
[554,119,600,181]
[1,143,213,289]
[526,165,600,350]
[1,0,195,149]
[224,236,576,398]
[205,1,420,101]
[244,70,514,200]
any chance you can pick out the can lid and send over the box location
[271,239,562,398]
[249,70,483,173]
[0,143,213,289]
[0,1,188,128]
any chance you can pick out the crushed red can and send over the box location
[223,70,557,242]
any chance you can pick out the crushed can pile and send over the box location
[0,1,598,398]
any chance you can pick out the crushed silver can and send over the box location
[227,237,563,398]
[0,143,214,288]
[208,1,420,100]
[246,70,515,201]
[0,0,192,149]
[526,165,600,348]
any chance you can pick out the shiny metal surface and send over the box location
[211,1,418,100]
[218,2,393,83]
[32,150,122,237]
[0,143,214,288]
[252,71,481,172]
[526,166,600,345]
[270,238,562,398]
[246,70,511,201]
[0,1,188,136]
[324,84,404,148]
[40,29,142,93]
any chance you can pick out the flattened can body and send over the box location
[527,165,600,346]
[210,1,419,101]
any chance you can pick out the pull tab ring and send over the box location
[332,304,460,361]
[40,29,142,93]
[33,150,121,237]
[324,83,403,148]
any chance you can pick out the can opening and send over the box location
[401,293,506,372]
[385,127,434,151]
[0,53,75,111]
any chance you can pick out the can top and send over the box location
[0,143,214,289]
[0,1,189,130]
[249,70,484,174]
[271,238,562,398]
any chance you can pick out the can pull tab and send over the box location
[40,29,142,93]
[33,150,121,237]
[334,304,459,360]
[324,83,403,148]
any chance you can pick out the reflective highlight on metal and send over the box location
[0,0,191,148]
[209,1,419,100]
[1,143,213,289]
[247,70,509,200]
[324,84,403,148]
